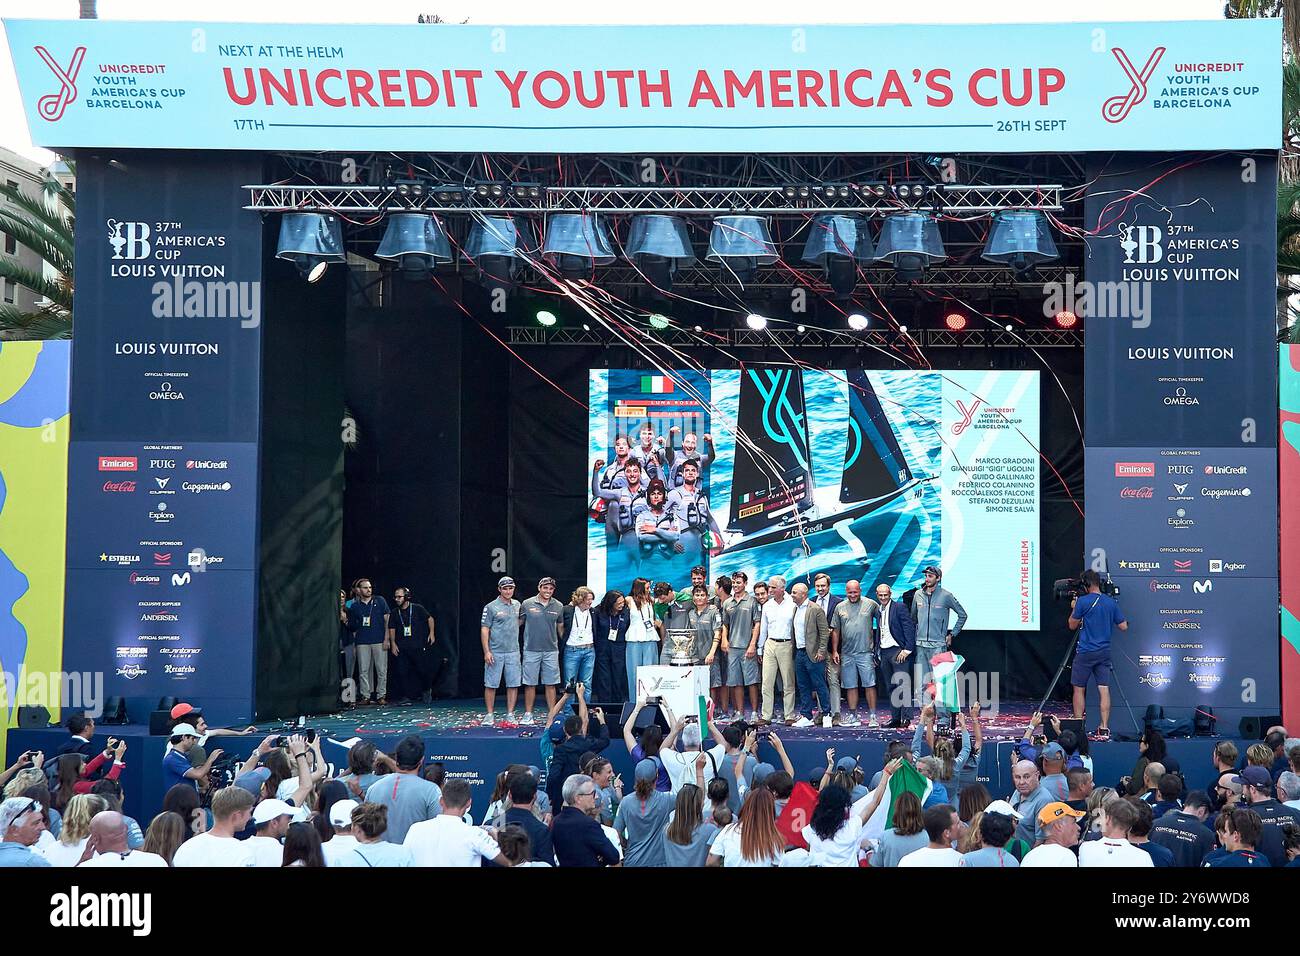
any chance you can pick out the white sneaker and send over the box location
[482,714,495,727]
[792,716,815,728]
[519,712,535,725]
[840,714,861,728]
[868,712,880,729]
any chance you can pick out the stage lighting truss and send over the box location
[507,325,1083,348]
[245,182,1062,216]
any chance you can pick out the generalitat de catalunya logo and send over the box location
[34,45,86,123]
[1102,46,1165,124]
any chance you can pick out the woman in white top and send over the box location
[804,758,898,867]
[706,787,786,867]
[624,577,661,694]
[562,587,597,704]
[38,793,107,867]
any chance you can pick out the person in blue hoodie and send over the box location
[1204,808,1271,867]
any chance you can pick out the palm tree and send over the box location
[0,166,74,339]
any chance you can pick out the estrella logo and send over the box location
[34,45,86,122]
[951,398,983,436]
[1102,47,1165,124]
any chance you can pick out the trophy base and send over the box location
[669,656,698,667]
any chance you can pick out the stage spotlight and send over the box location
[1054,310,1078,329]
[801,214,873,297]
[543,213,616,277]
[982,209,1059,277]
[745,312,768,331]
[462,215,534,289]
[626,215,696,291]
[898,324,909,333]
[847,312,869,331]
[874,212,946,282]
[647,313,671,330]
[375,213,453,278]
[797,324,807,333]
[797,185,812,199]
[275,212,346,282]
[1004,323,1014,332]
[693,324,703,332]
[706,215,778,283]
[782,185,798,200]
[944,310,968,332]
[582,323,591,331]
[536,310,558,327]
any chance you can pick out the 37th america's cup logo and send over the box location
[1102,46,1165,124]
[34,45,86,122]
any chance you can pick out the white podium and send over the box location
[633,665,710,721]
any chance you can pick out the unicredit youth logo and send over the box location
[34,45,86,122]
[951,398,983,436]
[1102,46,1165,124]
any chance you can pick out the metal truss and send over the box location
[579,263,1067,291]
[244,182,1062,215]
[507,326,1083,348]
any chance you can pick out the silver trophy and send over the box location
[665,627,697,666]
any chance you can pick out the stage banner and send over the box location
[588,368,1039,631]
[4,19,1281,154]
[1282,346,1300,730]
[66,154,263,722]
[1083,154,1279,716]
[0,342,69,766]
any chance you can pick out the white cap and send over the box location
[170,722,202,739]
[252,798,296,826]
[983,799,1023,821]
[329,799,359,828]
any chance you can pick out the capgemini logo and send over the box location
[1102,47,1165,124]
[34,45,86,122]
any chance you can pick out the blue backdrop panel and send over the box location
[65,153,264,724]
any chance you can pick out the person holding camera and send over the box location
[1067,569,1127,740]
[545,687,610,811]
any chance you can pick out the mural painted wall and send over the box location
[0,341,70,766]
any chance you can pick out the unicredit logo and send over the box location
[1119,486,1153,498]
[102,480,137,493]
[186,459,229,469]
[99,456,137,471]
[1115,462,1154,477]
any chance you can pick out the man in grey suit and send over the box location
[811,573,843,723]
[789,582,831,728]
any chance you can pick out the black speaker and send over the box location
[157,696,179,712]
[148,710,176,736]
[619,701,670,737]
[1239,715,1282,740]
[16,705,50,729]
[1194,704,1217,736]
[100,697,128,725]
[1142,704,1164,730]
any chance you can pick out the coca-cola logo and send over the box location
[103,480,137,493]
[1120,486,1153,499]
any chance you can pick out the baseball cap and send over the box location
[1041,742,1066,761]
[983,799,1023,821]
[835,756,859,773]
[234,766,271,797]
[923,566,942,578]
[1233,766,1272,790]
[538,576,556,588]
[752,762,776,786]
[169,702,201,721]
[548,718,566,743]
[252,798,295,826]
[809,767,827,786]
[498,576,516,588]
[328,799,359,828]
[634,759,659,782]
[170,722,202,739]
[1037,801,1085,827]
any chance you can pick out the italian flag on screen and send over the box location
[640,375,674,393]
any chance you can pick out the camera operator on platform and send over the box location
[1067,570,1127,740]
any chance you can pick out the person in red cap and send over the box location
[169,704,256,784]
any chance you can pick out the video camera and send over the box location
[1053,573,1120,601]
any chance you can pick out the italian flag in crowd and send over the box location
[864,760,933,840]
[929,651,965,710]
[640,374,674,393]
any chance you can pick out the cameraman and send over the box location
[1067,570,1127,740]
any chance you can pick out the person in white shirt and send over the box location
[403,779,509,867]
[247,798,295,867]
[172,786,258,867]
[334,803,413,867]
[661,718,716,794]
[757,576,796,725]
[898,803,963,867]
[563,587,597,705]
[1078,796,1154,867]
[804,757,898,866]
[76,812,166,867]
[322,799,360,866]
[1020,802,1085,867]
